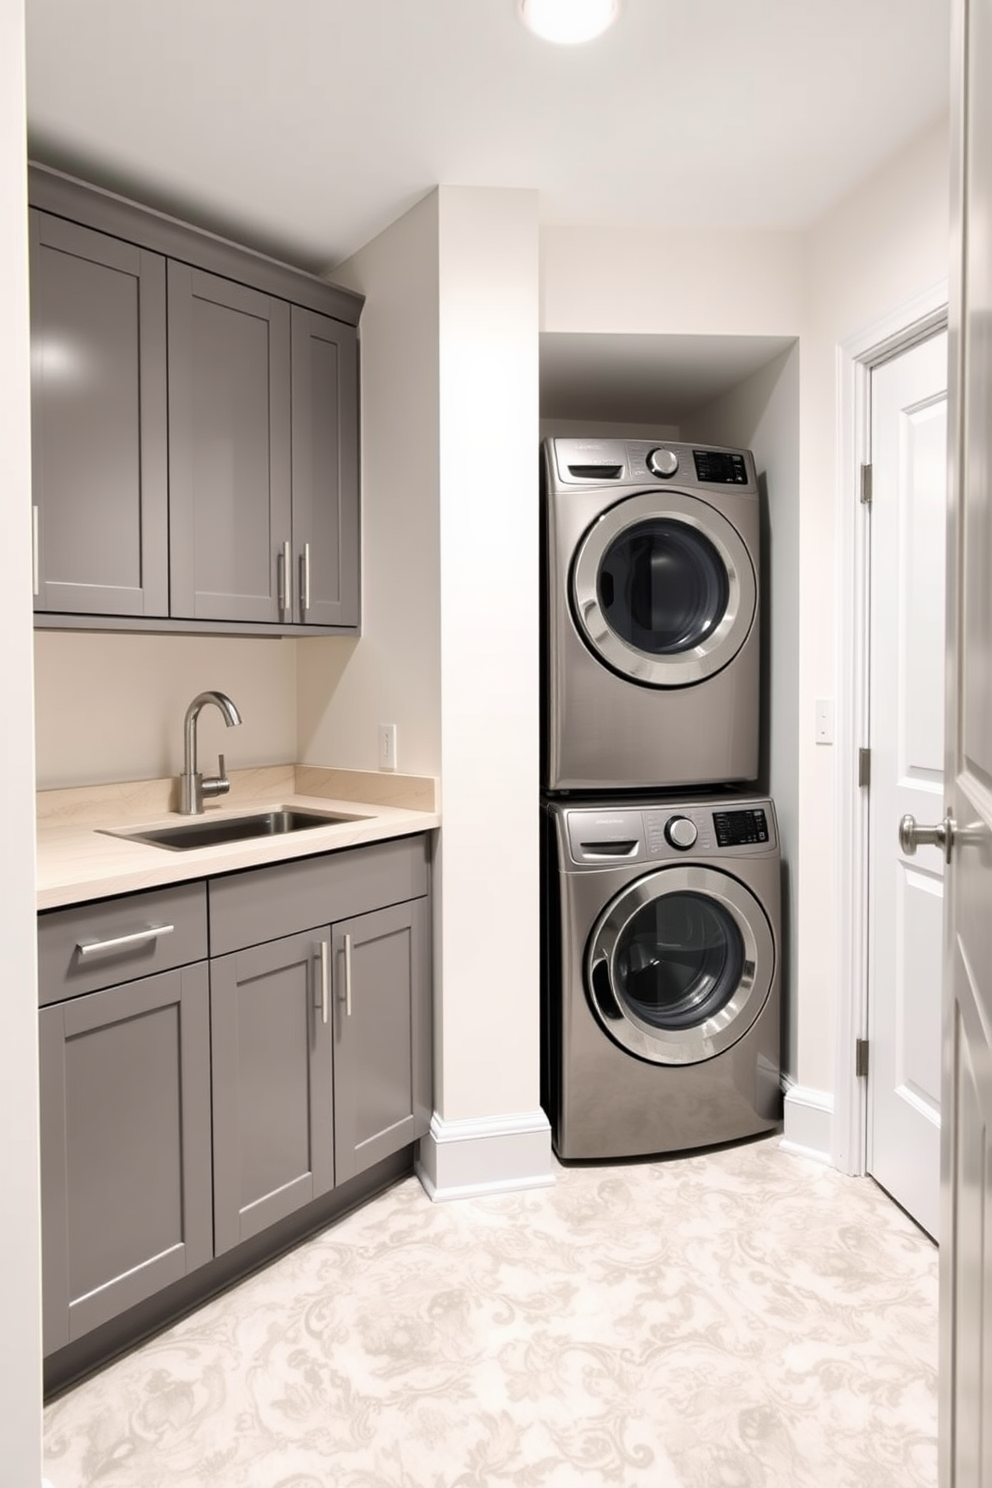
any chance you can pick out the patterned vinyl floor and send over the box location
[43,1136,938,1488]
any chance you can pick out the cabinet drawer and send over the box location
[38,882,208,1006]
[209,835,430,954]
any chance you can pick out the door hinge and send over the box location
[858,747,871,787]
[860,463,873,506]
[856,1038,870,1078]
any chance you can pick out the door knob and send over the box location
[899,811,956,863]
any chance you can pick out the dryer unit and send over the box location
[542,437,761,792]
[542,795,781,1160]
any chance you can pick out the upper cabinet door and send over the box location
[29,210,169,617]
[291,307,360,627]
[168,264,292,623]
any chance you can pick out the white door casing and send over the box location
[867,331,947,1240]
[941,0,992,1479]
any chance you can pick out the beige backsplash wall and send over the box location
[34,630,299,789]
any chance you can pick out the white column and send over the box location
[418,187,553,1199]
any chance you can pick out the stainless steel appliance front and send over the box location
[542,795,782,1160]
[542,437,761,791]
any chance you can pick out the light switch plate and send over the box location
[815,698,834,745]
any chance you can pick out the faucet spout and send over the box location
[179,691,243,815]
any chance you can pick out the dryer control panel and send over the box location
[548,438,757,495]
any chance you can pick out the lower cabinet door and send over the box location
[39,963,212,1355]
[333,898,431,1185]
[210,928,334,1254]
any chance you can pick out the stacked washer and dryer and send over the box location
[540,437,782,1161]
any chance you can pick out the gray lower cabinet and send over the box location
[28,164,362,636]
[38,963,213,1355]
[333,899,431,1184]
[210,929,334,1254]
[38,834,432,1365]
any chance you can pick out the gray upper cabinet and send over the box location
[169,266,293,623]
[291,307,360,627]
[30,210,169,618]
[28,164,363,636]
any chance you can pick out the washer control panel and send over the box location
[548,438,757,494]
[560,798,777,866]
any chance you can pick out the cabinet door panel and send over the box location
[291,306,359,627]
[30,210,168,616]
[169,264,291,622]
[333,899,431,1184]
[211,930,333,1253]
[39,964,212,1354]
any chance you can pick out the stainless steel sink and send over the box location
[106,807,369,852]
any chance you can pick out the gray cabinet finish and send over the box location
[39,963,212,1354]
[291,307,360,627]
[211,929,334,1253]
[168,265,292,623]
[38,834,431,1368]
[28,164,363,637]
[208,835,429,955]
[30,210,168,618]
[333,898,431,1184]
[37,881,208,1006]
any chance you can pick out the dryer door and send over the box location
[586,865,774,1066]
[571,492,757,687]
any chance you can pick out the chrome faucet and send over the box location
[178,691,243,815]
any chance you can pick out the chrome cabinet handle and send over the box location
[301,542,311,615]
[343,932,353,1017]
[278,540,293,619]
[77,924,175,958]
[319,939,329,1025]
[899,811,956,863]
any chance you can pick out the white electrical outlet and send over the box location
[378,723,398,771]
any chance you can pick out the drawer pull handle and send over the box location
[343,932,353,1017]
[319,939,329,1025]
[77,924,175,958]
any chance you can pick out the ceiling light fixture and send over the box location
[519,0,621,45]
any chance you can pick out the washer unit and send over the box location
[542,437,761,792]
[543,795,781,1161]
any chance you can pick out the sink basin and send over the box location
[107,807,369,852]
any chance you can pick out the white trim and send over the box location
[833,280,948,1177]
[415,1109,555,1202]
[781,1080,834,1163]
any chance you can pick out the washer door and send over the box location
[571,492,756,687]
[586,865,775,1066]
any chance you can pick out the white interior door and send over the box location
[940,0,992,1476]
[867,330,948,1240]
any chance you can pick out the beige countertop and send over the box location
[36,765,440,911]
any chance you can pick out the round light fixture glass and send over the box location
[519,0,621,45]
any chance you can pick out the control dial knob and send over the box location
[664,815,698,850]
[647,447,679,478]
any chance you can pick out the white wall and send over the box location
[298,192,442,778]
[34,632,298,787]
[795,115,950,1097]
[0,0,43,1477]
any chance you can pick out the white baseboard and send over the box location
[780,1080,834,1164]
[416,1109,555,1202]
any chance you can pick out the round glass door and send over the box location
[586,865,774,1065]
[571,492,756,687]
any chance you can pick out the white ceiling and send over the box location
[25,0,950,276]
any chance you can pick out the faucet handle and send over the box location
[201,754,232,801]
